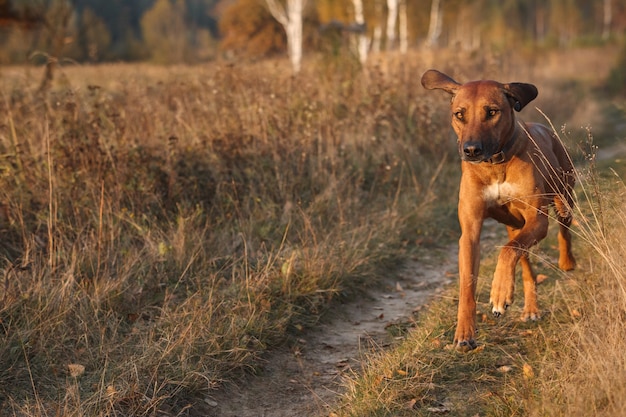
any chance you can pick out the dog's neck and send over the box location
[487,120,526,164]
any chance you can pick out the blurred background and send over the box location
[0,0,624,67]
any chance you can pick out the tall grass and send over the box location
[0,59,456,414]
[528,142,626,416]
[332,122,626,416]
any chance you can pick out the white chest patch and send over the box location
[483,181,519,205]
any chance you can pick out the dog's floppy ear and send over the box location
[504,82,538,112]
[421,69,460,94]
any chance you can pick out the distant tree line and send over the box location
[0,0,624,65]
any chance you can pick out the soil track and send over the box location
[195,97,626,417]
[204,246,458,417]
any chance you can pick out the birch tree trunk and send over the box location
[352,0,368,64]
[371,0,383,53]
[266,0,306,73]
[425,0,442,48]
[398,0,408,53]
[386,0,398,50]
[602,0,612,40]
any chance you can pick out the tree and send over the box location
[398,0,407,53]
[371,0,383,52]
[71,0,154,60]
[38,0,73,92]
[77,7,111,61]
[386,0,397,49]
[602,0,612,40]
[0,0,46,27]
[265,0,306,73]
[550,0,581,47]
[352,0,367,63]
[425,0,441,48]
[218,0,285,58]
[141,0,187,64]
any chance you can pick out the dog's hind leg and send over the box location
[556,207,576,271]
[506,226,541,321]
[554,174,576,271]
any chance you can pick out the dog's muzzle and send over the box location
[461,141,505,164]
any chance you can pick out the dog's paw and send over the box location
[454,321,477,353]
[559,254,576,271]
[455,338,478,353]
[490,277,514,317]
[520,308,541,322]
[490,293,513,317]
[490,303,509,318]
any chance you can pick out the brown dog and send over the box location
[421,69,576,352]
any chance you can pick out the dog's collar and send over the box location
[487,151,507,164]
[486,127,521,164]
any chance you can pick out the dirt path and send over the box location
[203,246,458,417]
[195,112,626,417]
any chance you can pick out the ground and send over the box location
[205,246,458,417]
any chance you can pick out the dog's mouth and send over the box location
[459,144,499,164]
[461,154,490,164]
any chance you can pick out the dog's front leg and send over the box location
[490,210,549,317]
[455,193,484,352]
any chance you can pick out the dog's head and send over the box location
[421,69,538,164]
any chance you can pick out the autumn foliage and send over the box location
[218,0,286,57]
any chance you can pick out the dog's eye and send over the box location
[454,111,464,121]
[487,109,499,117]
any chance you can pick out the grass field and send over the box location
[333,150,626,416]
[0,46,624,415]
[0,53,459,415]
[331,50,626,416]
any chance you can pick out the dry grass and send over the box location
[333,115,626,416]
[0,46,622,415]
[0,56,458,414]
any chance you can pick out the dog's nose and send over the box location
[463,142,483,158]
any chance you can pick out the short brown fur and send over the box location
[421,69,576,352]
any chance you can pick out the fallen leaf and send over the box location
[536,274,549,284]
[106,385,117,398]
[523,363,535,379]
[570,309,581,318]
[497,365,512,373]
[157,241,170,256]
[395,282,404,292]
[404,398,417,409]
[427,405,450,413]
[472,344,485,353]
[396,369,407,376]
[204,398,218,407]
[67,363,85,378]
